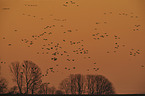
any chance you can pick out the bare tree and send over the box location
[59,74,115,95]
[71,74,85,94]
[94,75,115,94]
[38,83,49,94]
[10,60,42,94]
[86,75,96,94]
[9,62,23,94]
[22,60,42,94]
[0,77,8,94]
[59,77,71,94]
[59,74,85,94]
[38,83,56,94]
[47,86,56,94]
[70,74,77,94]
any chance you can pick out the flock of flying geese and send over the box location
[18,10,99,76]
[92,33,109,40]
[133,24,141,32]
[129,49,140,56]
[63,1,79,7]
[1,1,144,77]
[22,13,44,20]
[24,4,37,7]
[43,65,77,76]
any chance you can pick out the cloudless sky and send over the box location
[0,0,145,94]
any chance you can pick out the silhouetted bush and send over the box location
[55,90,64,94]
[8,86,18,94]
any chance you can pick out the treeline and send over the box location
[0,60,115,95]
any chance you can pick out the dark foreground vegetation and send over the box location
[0,60,115,95]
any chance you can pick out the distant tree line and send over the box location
[0,60,115,95]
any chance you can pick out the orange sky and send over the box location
[0,0,145,94]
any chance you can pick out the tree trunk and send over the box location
[26,83,28,94]
[32,89,34,94]
[17,80,22,94]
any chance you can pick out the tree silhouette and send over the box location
[86,75,96,94]
[38,83,56,94]
[59,77,71,94]
[9,62,23,94]
[59,74,85,94]
[0,77,8,94]
[94,75,115,94]
[59,74,115,95]
[9,60,42,94]
[22,60,42,94]
[38,83,49,94]
[85,75,115,94]
[47,86,56,94]
[70,74,85,94]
